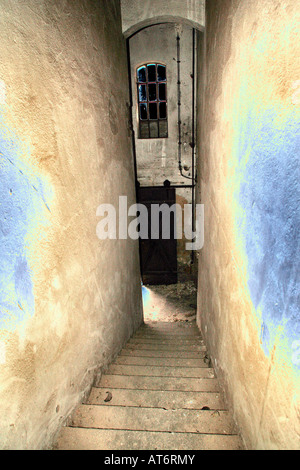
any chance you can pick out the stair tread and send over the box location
[128,338,204,344]
[114,355,208,367]
[123,343,206,351]
[70,404,238,435]
[107,364,214,378]
[97,374,219,392]
[55,427,243,451]
[87,387,225,410]
[120,349,206,358]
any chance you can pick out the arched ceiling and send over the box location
[121,0,205,38]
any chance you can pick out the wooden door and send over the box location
[137,186,177,285]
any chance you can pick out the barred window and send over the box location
[137,63,168,139]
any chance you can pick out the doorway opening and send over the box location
[125,21,202,325]
[126,22,200,296]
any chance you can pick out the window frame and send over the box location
[136,62,168,139]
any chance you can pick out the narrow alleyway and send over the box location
[0,0,298,452]
[54,283,243,450]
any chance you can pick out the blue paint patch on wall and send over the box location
[237,108,300,368]
[0,109,51,333]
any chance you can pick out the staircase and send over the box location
[55,321,243,450]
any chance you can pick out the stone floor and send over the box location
[142,281,198,323]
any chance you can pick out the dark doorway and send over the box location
[137,186,177,285]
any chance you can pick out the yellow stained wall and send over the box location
[197,0,300,449]
[0,0,142,449]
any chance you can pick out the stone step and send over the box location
[119,349,207,358]
[97,374,219,392]
[55,427,243,451]
[139,321,199,329]
[123,343,206,352]
[114,355,208,367]
[106,364,214,378]
[69,404,238,435]
[87,387,225,410]
[134,328,201,335]
[138,324,200,334]
[137,328,201,337]
[127,337,204,346]
[133,335,202,341]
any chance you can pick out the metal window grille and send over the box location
[137,63,168,139]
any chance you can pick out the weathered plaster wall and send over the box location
[197,0,300,449]
[121,0,205,38]
[0,0,142,449]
